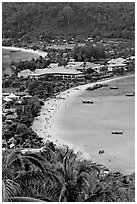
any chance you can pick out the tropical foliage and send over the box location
[2,145,135,202]
[2,2,135,40]
[72,43,107,62]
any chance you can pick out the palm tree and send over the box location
[46,148,99,202]
[2,149,50,201]
[84,171,135,202]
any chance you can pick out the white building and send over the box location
[29,67,83,80]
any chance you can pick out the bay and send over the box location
[53,76,135,174]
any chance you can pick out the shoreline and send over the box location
[32,74,135,162]
[2,46,47,58]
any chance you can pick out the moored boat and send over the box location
[110,86,119,89]
[126,93,135,97]
[82,100,94,104]
[99,149,104,154]
[112,131,123,135]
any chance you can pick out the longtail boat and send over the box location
[110,86,119,89]
[112,131,123,135]
[82,100,94,104]
[126,93,135,97]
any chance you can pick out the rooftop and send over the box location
[29,67,82,77]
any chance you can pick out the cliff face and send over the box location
[2,2,135,40]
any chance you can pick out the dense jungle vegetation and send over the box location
[2,2,135,41]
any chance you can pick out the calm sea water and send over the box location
[54,76,135,174]
[2,48,39,75]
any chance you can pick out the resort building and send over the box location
[107,63,127,72]
[29,67,83,80]
[107,57,127,64]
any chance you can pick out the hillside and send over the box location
[2,2,135,42]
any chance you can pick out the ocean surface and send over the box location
[2,48,39,76]
[53,76,135,175]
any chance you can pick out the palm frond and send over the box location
[2,179,20,202]
[41,146,59,161]
[3,149,22,171]
[22,155,46,175]
[14,169,45,196]
[84,191,105,202]
[24,152,44,161]
[10,196,45,202]
[77,171,91,185]
[47,186,59,200]
[104,191,117,202]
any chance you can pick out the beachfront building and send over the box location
[107,57,127,73]
[107,63,127,72]
[107,57,127,64]
[18,63,84,80]
[26,67,83,80]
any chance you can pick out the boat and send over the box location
[10,50,17,53]
[82,100,93,104]
[86,84,103,91]
[126,93,135,97]
[110,86,119,89]
[99,149,104,154]
[112,131,123,135]
[58,96,66,99]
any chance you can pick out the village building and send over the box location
[66,61,105,73]
[107,63,127,72]
[107,57,127,64]
[6,113,17,120]
[18,69,32,78]
[3,108,16,113]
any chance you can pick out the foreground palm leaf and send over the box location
[10,196,45,202]
[2,179,20,202]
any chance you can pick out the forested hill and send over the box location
[2,2,135,41]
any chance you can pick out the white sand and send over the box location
[32,74,134,160]
[2,46,47,58]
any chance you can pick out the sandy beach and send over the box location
[2,46,47,58]
[32,74,135,172]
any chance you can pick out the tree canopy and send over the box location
[2,2,135,40]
